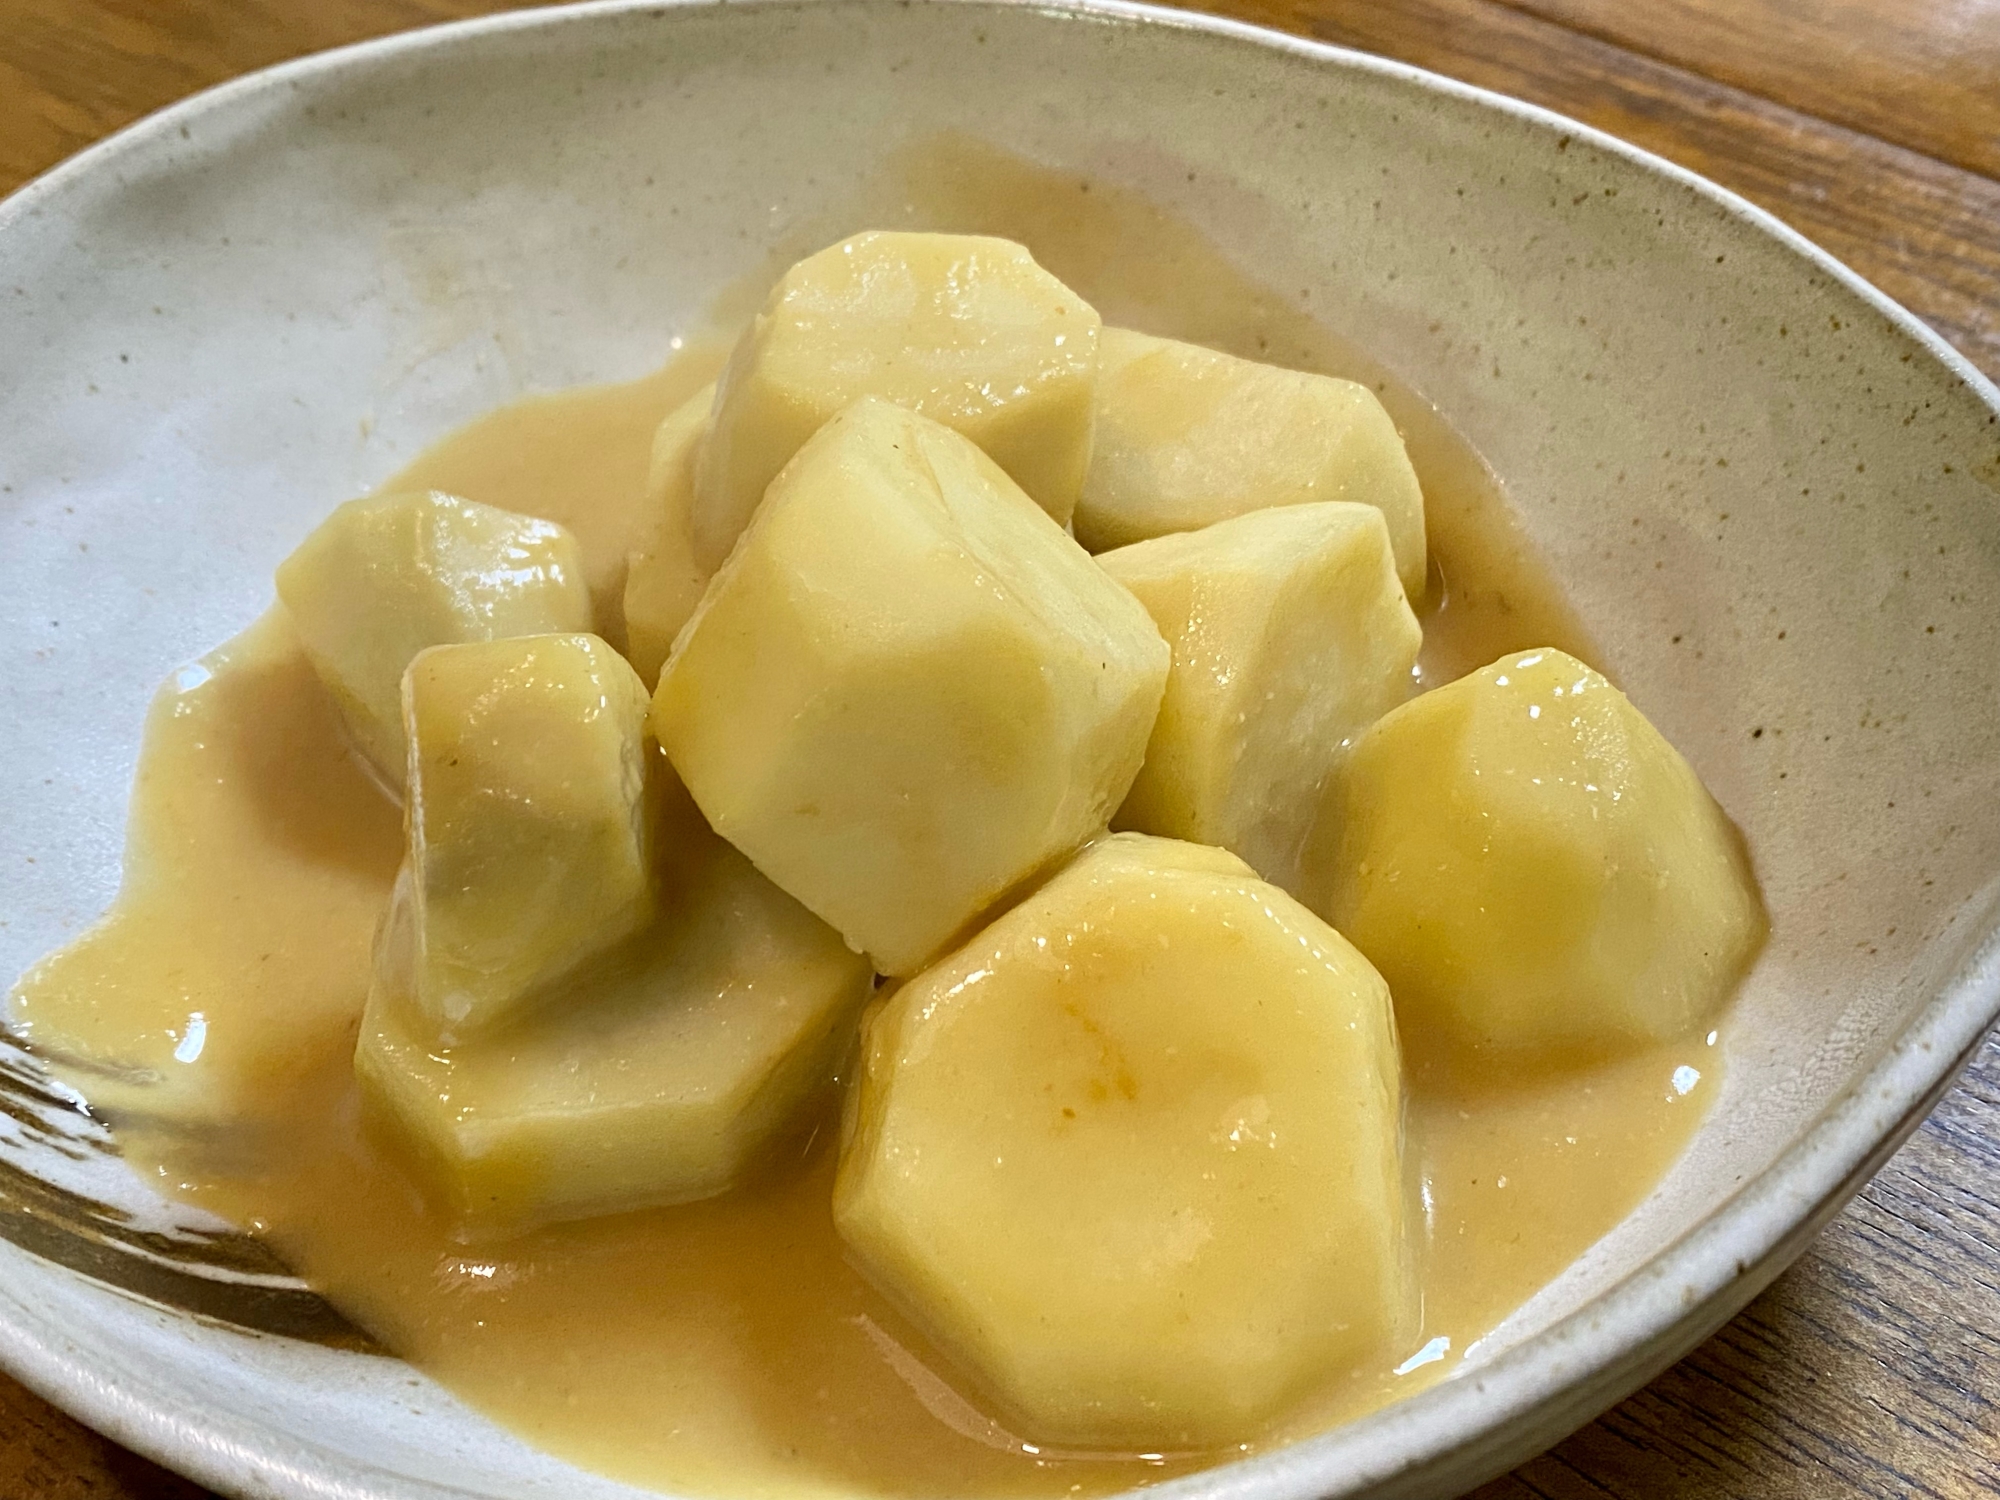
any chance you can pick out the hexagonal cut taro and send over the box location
[834,832,1408,1450]
[1309,647,1766,1059]
[1073,327,1427,599]
[1098,500,1421,894]
[691,230,1101,567]
[360,778,872,1237]
[651,396,1169,977]
[397,633,655,1043]
[622,381,716,687]
[275,489,593,789]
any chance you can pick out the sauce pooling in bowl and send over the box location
[9,140,1735,1499]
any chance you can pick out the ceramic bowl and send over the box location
[2,2,1997,1497]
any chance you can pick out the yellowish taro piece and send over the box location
[691,230,1100,566]
[1312,648,1766,1059]
[1099,502,1421,893]
[275,489,593,788]
[622,382,716,686]
[1072,328,1427,598]
[402,633,655,1042]
[834,833,1406,1449]
[653,397,1168,978]
[359,782,874,1236]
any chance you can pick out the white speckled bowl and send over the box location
[2,2,1997,1497]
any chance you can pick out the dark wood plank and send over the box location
[0,1372,208,1500]
[0,0,542,194]
[1473,1034,2000,1500]
[1494,0,2000,184]
[1207,0,2000,380]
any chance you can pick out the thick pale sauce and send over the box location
[9,142,1720,1500]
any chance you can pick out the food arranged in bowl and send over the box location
[10,228,1764,1496]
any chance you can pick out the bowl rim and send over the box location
[2,2,1997,1498]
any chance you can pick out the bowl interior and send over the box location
[2,2,1998,1498]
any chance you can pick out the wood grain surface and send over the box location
[1,1,1996,1497]
[1500,0,2000,182]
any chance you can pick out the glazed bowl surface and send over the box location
[1,2,1997,1498]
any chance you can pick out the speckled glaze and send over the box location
[1,2,1996,1497]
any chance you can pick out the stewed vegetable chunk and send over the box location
[399,633,654,1042]
[836,834,1406,1448]
[1311,648,1765,1057]
[276,489,592,787]
[1099,501,1420,892]
[622,382,717,686]
[1074,328,1426,599]
[360,780,872,1236]
[692,231,1100,565]
[654,397,1168,977]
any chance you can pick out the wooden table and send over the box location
[2,1,1996,1496]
